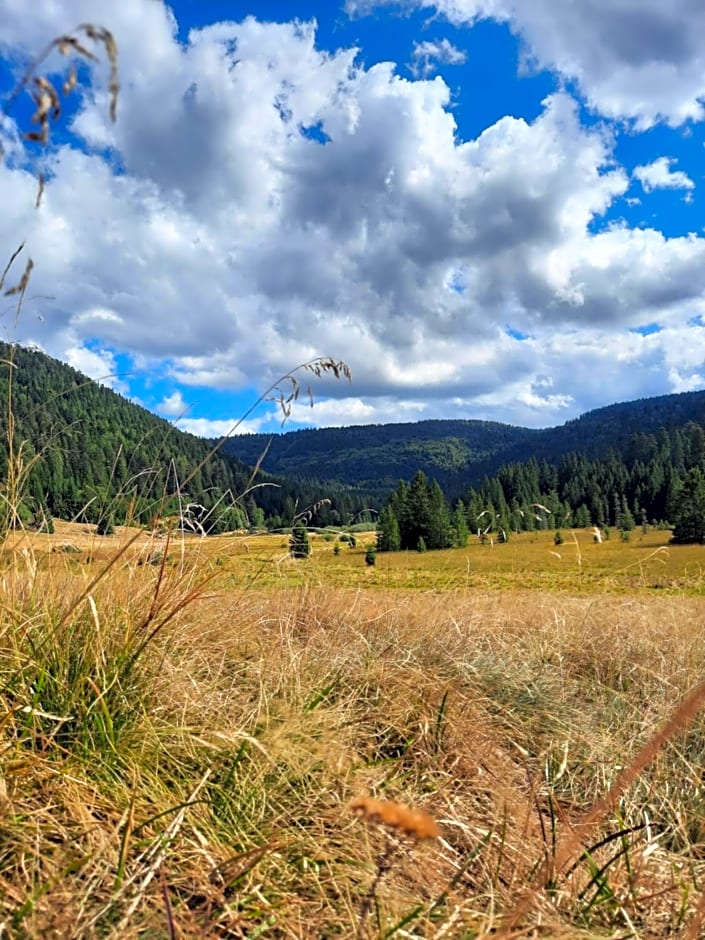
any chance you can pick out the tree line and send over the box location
[377,423,705,549]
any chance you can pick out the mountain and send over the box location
[221,390,705,497]
[4,340,705,532]
[220,419,539,497]
[0,343,367,531]
[508,390,705,464]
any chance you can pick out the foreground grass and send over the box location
[2,527,705,937]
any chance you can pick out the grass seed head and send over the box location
[349,797,441,841]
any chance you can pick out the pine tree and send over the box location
[452,500,469,547]
[289,522,311,558]
[427,480,452,549]
[574,504,591,527]
[671,468,705,544]
[376,505,401,552]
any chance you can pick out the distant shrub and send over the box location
[365,546,376,566]
[333,543,341,556]
[96,513,115,536]
[416,536,427,553]
[554,530,564,545]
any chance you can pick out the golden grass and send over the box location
[2,525,705,937]
[19,523,698,596]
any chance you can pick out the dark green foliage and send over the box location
[452,500,469,547]
[671,467,705,544]
[289,523,310,558]
[376,505,401,552]
[221,419,538,497]
[220,390,705,499]
[6,342,705,541]
[0,343,368,531]
[96,513,115,536]
[554,530,564,545]
[416,536,427,553]
[378,471,454,552]
[365,545,376,566]
[460,422,705,537]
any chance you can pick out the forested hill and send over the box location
[5,339,705,531]
[0,344,367,531]
[221,390,705,496]
[499,390,705,466]
[220,419,539,496]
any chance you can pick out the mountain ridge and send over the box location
[2,340,705,526]
[221,389,705,496]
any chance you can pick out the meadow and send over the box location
[2,522,705,938]
[41,522,702,594]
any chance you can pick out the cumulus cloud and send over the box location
[64,344,128,394]
[634,157,695,192]
[410,37,466,76]
[0,0,703,431]
[156,390,189,417]
[175,416,268,437]
[351,0,705,127]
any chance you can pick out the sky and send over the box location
[0,0,705,437]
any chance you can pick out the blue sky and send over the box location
[1,0,705,436]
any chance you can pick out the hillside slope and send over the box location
[0,344,364,529]
[222,390,705,495]
[222,419,539,496]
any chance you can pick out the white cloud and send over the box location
[175,416,268,438]
[410,37,466,76]
[284,396,427,427]
[351,0,705,127]
[156,390,188,417]
[0,1,703,432]
[64,343,128,393]
[634,157,695,192]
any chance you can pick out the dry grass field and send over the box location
[1,522,705,938]
[23,521,704,594]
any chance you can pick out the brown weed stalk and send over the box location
[499,675,705,935]
[350,797,440,937]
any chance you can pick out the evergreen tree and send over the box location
[289,522,311,558]
[427,480,452,549]
[671,468,705,544]
[365,545,376,566]
[376,505,401,552]
[452,500,469,547]
[621,496,635,531]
